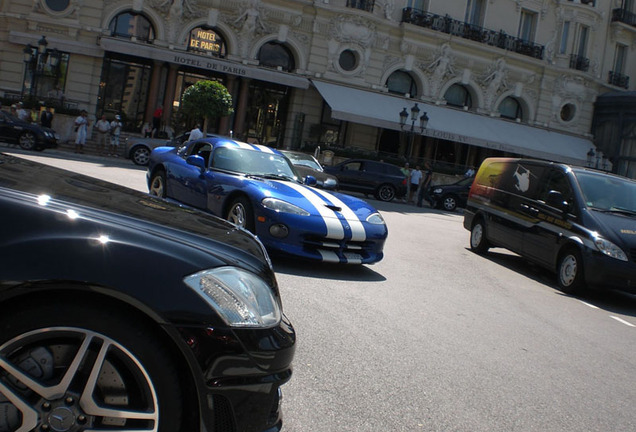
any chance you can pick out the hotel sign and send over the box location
[189,29,222,54]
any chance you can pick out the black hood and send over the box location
[586,208,636,250]
[0,153,271,273]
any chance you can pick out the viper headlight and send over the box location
[183,267,281,327]
[594,237,628,261]
[262,197,310,216]
[366,212,385,225]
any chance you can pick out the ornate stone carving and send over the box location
[331,15,376,48]
[426,43,456,98]
[480,58,509,111]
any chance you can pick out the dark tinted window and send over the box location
[538,170,574,206]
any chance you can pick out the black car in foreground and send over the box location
[323,158,407,201]
[428,176,474,211]
[0,153,295,432]
[0,110,58,151]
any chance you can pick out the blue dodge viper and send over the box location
[147,136,388,264]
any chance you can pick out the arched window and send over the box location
[499,96,523,120]
[109,12,155,42]
[386,70,417,97]
[258,42,295,72]
[444,84,472,108]
[187,27,227,57]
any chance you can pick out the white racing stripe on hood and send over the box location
[311,188,367,242]
[278,181,345,239]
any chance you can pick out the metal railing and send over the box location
[569,54,590,72]
[609,71,630,89]
[401,8,544,60]
[346,0,374,13]
[612,8,636,27]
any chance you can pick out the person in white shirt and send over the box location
[189,124,203,141]
[110,115,123,157]
[409,165,423,204]
[95,114,111,156]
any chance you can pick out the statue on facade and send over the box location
[427,44,455,98]
[482,58,508,111]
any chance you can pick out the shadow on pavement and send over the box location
[272,257,387,282]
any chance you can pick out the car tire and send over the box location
[18,132,36,151]
[226,196,255,232]
[470,218,490,254]
[441,195,458,212]
[557,248,585,295]
[149,170,167,198]
[131,146,151,166]
[375,184,396,202]
[0,300,182,432]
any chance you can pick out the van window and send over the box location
[538,170,575,207]
[576,171,636,213]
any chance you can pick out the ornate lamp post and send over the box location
[22,35,61,100]
[399,103,429,160]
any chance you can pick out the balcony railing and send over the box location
[401,8,544,60]
[612,8,636,27]
[347,0,374,13]
[569,54,590,71]
[609,71,630,89]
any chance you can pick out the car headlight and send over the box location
[594,237,628,261]
[366,212,385,225]
[432,188,442,194]
[183,267,281,327]
[262,197,310,216]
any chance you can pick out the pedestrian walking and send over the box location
[40,106,53,129]
[401,162,411,203]
[74,110,89,153]
[152,105,163,137]
[417,162,433,207]
[95,114,111,155]
[110,115,123,157]
[409,165,422,204]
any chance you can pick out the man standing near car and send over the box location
[95,114,111,156]
[417,162,433,207]
[40,106,53,129]
[409,165,422,204]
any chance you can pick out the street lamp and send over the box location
[22,35,61,100]
[399,103,429,160]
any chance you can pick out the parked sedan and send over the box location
[125,132,220,166]
[280,150,338,189]
[0,152,295,432]
[429,176,474,211]
[147,137,388,264]
[0,110,58,150]
[323,158,407,202]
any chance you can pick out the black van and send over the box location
[463,158,636,294]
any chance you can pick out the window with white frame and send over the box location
[465,0,485,26]
[407,0,427,11]
[575,25,589,58]
[559,21,570,54]
[518,9,537,42]
[614,44,627,74]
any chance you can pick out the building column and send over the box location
[162,64,179,130]
[233,78,251,141]
[144,61,163,124]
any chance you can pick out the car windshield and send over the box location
[576,171,636,214]
[282,151,322,171]
[212,146,299,181]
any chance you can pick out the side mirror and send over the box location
[304,175,317,186]
[186,155,206,175]
[546,190,569,212]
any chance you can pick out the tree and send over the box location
[179,80,234,133]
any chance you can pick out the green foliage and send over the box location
[179,80,234,121]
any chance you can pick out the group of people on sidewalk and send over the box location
[74,112,123,155]
[401,162,433,207]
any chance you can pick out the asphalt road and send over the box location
[5,147,636,432]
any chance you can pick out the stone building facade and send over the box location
[1,0,634,174]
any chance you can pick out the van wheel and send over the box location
[470,218,489,254]
[557,249,585,295]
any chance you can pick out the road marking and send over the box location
[610,316,635,327]
[578,300,599,309]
